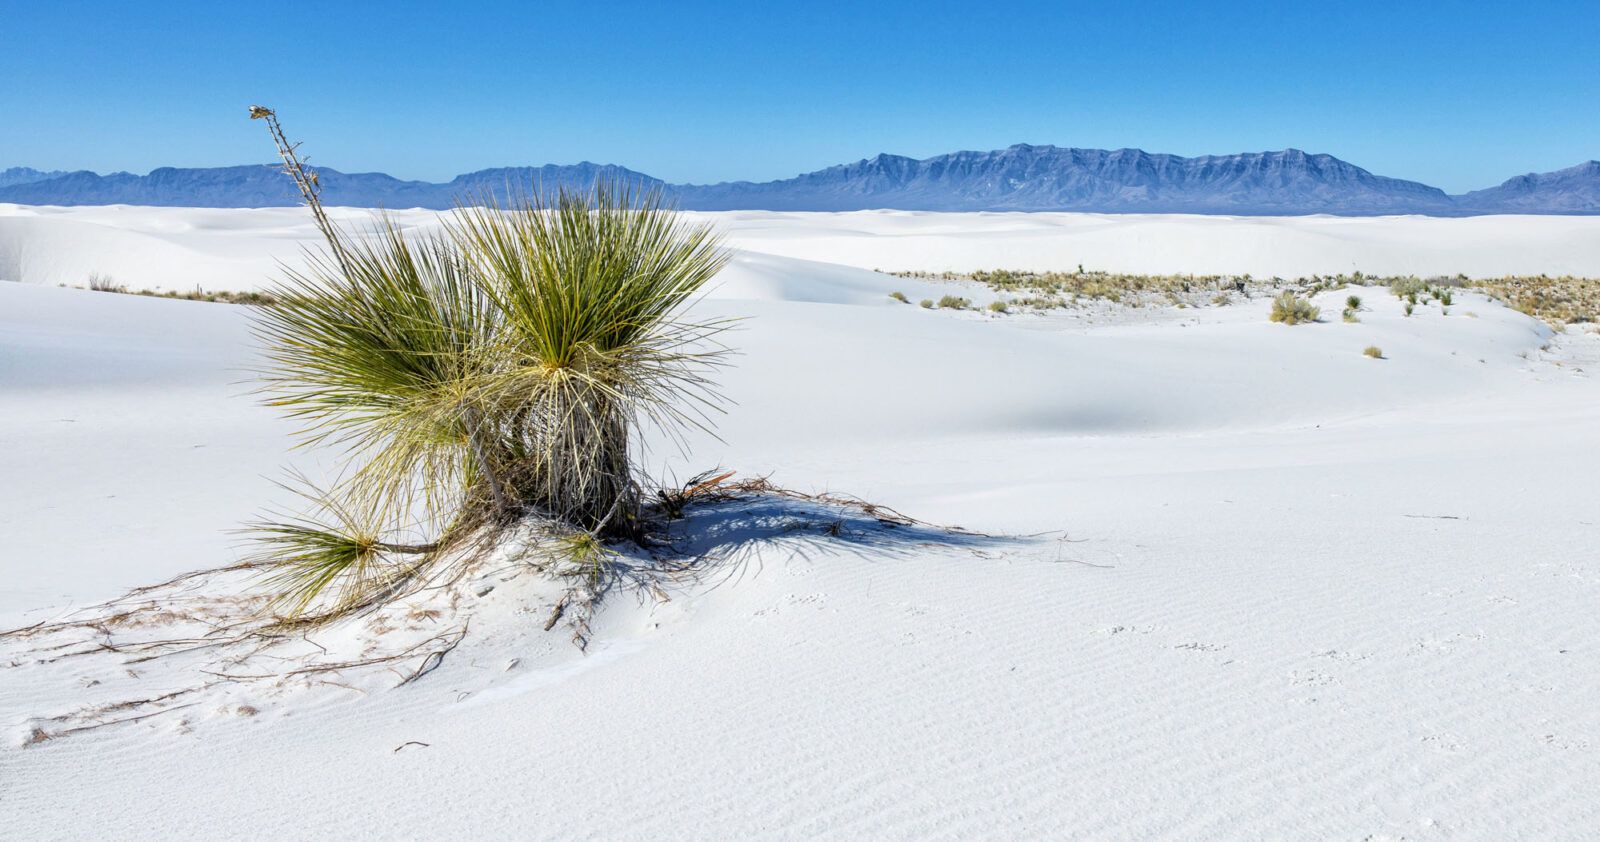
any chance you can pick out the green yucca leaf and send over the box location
[243,477,438,617]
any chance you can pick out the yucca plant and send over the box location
[245,107,729,619]
[452,186,730,533]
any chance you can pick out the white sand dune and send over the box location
[3,209,1600,839]
[7,203,1600,292]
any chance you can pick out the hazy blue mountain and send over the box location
[0,163,659,208]
[443,164,664,201]
[1454,161,1600,214]
[675,146,1455,213]
[3,148,1598,215]
[0,166,68,188]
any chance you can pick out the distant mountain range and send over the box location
[0,166,69,188]
[3,146,1597,215]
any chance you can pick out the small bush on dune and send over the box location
[1364,345,1384,359]
[919,298,933,309]
[889,291,908,303]
[938,295,971,310]
[987,300,1008,313]
[87,272,124,293]
[1269,291,1320,325]
[1389,277,1427,300]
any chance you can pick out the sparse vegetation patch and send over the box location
[76,275,279,305]
[879,267,1600,330]
[1478,275,1600,327]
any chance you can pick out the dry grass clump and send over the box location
[889,290,909,303]
[1269,291,1320,325]
[1363,345,1384,359]
[937,294,971,310]
[87,272,124,292]
[1014,295,1068,310]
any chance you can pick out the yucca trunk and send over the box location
[462,403,512,513]
[510,382,638,536]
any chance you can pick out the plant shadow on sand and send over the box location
[651,481,1033,594]
[2,479,1050,747]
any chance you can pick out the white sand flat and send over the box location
[2,210,1598,839]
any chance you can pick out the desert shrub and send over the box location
[1363,345,1384,359]
[889,291,908,303]
[1438,290,1453,306]
[1269,291,1320,325]
[1389,278,1428,300]
[938,295,970,310]
[987,300,1008,313]
[1346,295,1362,310]
[919,298,933,309]
[87,272,124,293]
[1404,303,1414,316]
[249,176,729,616]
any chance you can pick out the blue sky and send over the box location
[3,1,1597,192]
